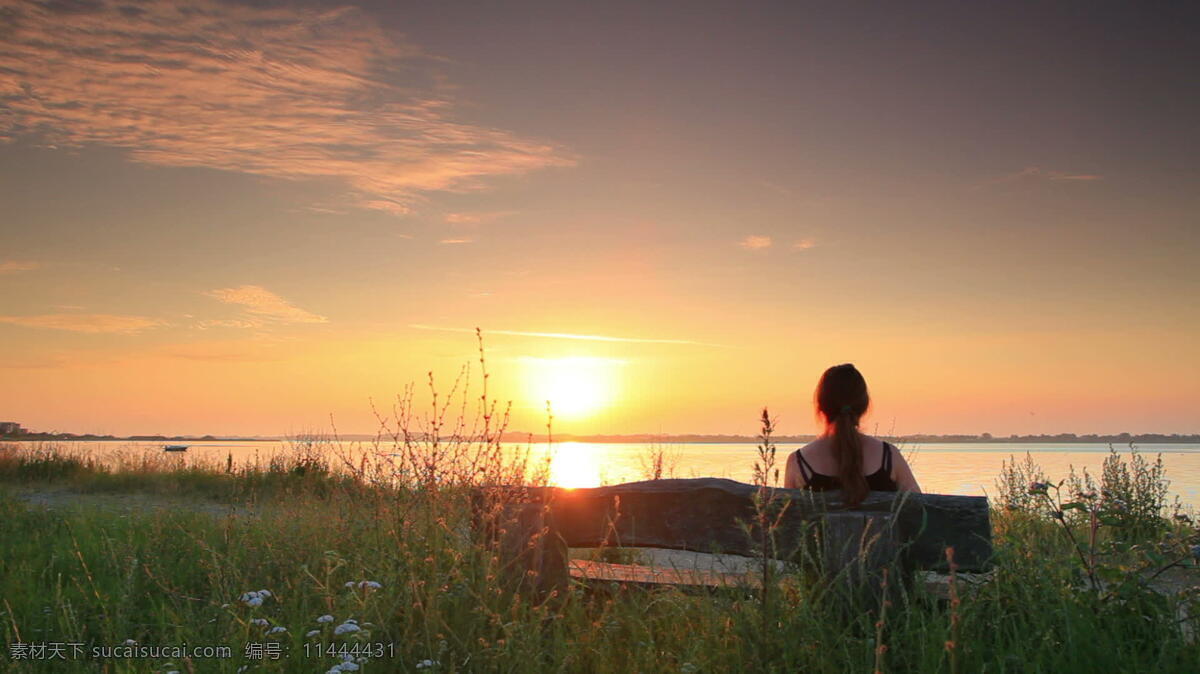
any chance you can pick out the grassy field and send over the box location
[0,441,1197,673]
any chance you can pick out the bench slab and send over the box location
[504,478,991,572]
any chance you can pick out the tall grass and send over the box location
[2,445,1198,671]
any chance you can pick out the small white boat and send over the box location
[163,445,189,452]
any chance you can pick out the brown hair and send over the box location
[814,363,871,506]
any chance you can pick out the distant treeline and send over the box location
[4,430,1198,445]
[893,432,1200,444]
[1,432,266,442]
[493,432,1200,445]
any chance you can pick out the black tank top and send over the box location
[793,441,899,492]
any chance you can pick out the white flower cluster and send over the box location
[308,613,366,639]
[326,653,365,673]
[239,589,272,608]
[415,660,440,670]
[344,580,383,591]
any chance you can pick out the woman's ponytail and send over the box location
[832,406,868,506]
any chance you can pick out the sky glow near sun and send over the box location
[520,357,622,420]
[0,0,1197,438]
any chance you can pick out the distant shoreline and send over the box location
[5,431,1199,444]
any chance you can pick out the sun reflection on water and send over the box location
[544,442,602,488]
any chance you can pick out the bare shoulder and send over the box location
[797,437,827,454]
[859,433,885,464]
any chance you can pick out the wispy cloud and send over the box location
[1049,174,1103,181]
[409,324,728,347]
[738,235,773,250]
[1,0,574,214]
[792,239,816,251]
[159,341,282,362]
[977,167,1104,189]
[439,237,474,244]
[0,313,162,334]
[205,285,326,324]
[444,211,516,225]
[196,318,260,330]
[0,260,40,274]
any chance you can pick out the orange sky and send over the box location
[1,0,1197,437]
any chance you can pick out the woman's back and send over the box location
[783,429,920,495]
[789,435,901,492]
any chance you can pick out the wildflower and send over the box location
[316,614,335,623]
[338,661,360,671]
[681,664,700,673]
[333,622,361,635]
[240,590,271,608]
[416,660,439,669]
[123,639,137,646]
[306,629,321,638]
[359,580,382,590]
[267,626,287,635]
[250,618,269,627]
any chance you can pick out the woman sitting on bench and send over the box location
[784,363,920,505]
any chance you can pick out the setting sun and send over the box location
[521,357,621,420]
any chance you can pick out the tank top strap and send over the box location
[881,442,893,473]
[794,450,813,481]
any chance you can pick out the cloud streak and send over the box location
[0,0,574,213]
[409,324,728,347]
[977,167,1104,189]
[444,211,516,225]
[738,235,772,250]
[205,285,326,324]
[0,313,162,334]
[0,260,39,274]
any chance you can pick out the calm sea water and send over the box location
[18,440,1200,509]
